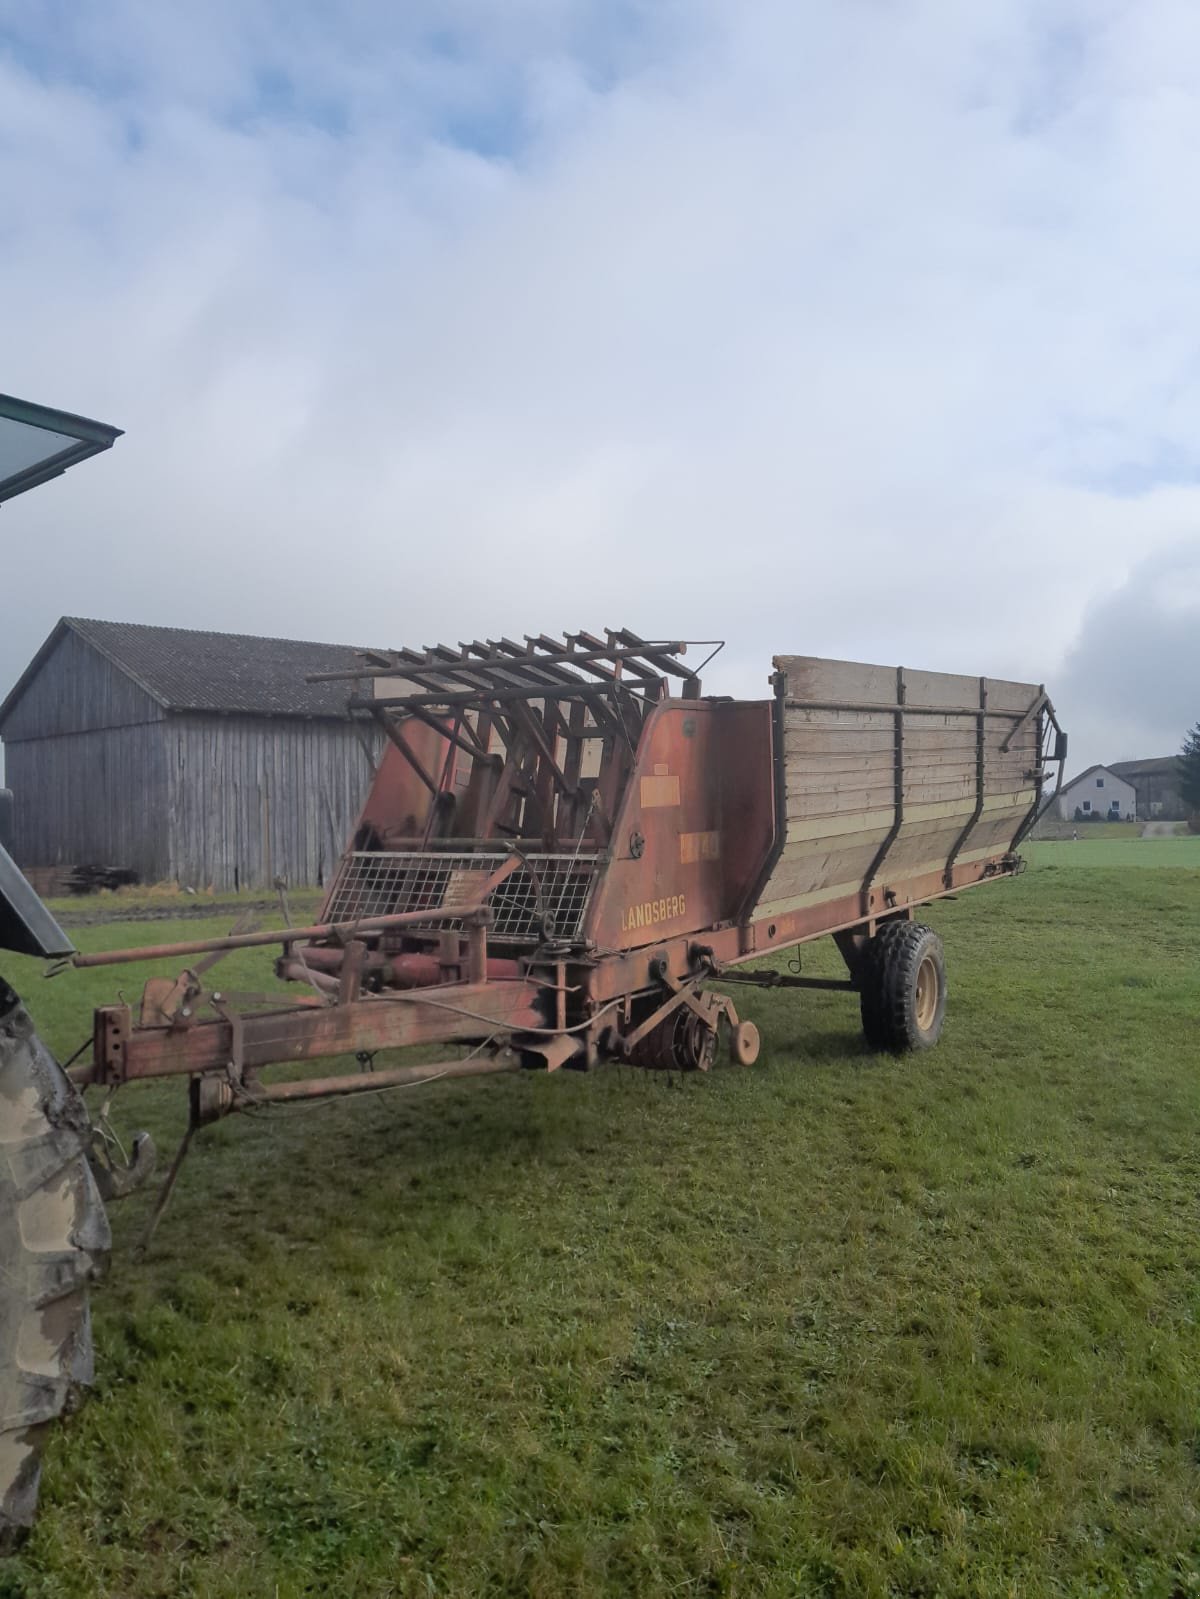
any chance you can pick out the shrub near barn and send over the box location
[1180,723,1200,832]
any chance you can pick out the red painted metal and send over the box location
[586,700,774,951]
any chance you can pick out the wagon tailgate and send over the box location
[754,657,1043,924]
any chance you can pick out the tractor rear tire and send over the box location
[859,921,946,1052]
[0,981,109,1549]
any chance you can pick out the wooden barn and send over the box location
[0,618,382,890]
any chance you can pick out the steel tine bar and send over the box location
[395,705,487,766]
[375,709,440,793]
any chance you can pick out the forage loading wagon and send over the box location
[2,627,1065,1539]
[77,632,1066,1090]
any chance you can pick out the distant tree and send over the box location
[1179,723,1200,818]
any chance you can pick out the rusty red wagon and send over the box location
[77,629,1066,1096]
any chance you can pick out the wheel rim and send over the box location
[677,1014,715,1071]
[914,953,939,1031]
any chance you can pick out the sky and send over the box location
[2,0,1199,773]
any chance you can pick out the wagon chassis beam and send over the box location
[720,969,858,993]
[83,976,547,1091]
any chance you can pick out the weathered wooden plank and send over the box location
[164,713,382,890]
[776,657,1042,717]
[901,667,981,708]
[6,723,170,878]
[776,657,898,704]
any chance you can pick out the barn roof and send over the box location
[1109,756,1181,780]
[0,617,378,724]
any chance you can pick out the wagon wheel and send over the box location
[629,1006,717,1071]
[859,922,946,1052]
[675,1012,717,1072]
[729,1020,760,1066]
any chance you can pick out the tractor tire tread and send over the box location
[0,985,109,1550]
[860,921,946,1053]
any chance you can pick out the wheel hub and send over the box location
[914,953,939,1032]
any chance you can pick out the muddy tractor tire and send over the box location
[859,921,947,1053]
[0,981,109,1549]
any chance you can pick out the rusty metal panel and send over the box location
[586,699,774,950]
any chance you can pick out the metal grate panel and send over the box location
[324,850,601,944]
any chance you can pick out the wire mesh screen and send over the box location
[324,851,601,944]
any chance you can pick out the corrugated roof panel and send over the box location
[55,618,380,719]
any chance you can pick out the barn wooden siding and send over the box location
[1,626,165,741]
[2,629,171,877]
[5,724,171,879]
[166,714,381,890]
[1,626,383,888]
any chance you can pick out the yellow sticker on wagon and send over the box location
[640,773,681,808]
[680,831,720,863]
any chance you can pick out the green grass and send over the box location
[1031,819,1141,841]
[1025,836,1200,869]
[4,855,1200,1598]
[43,885,327,923]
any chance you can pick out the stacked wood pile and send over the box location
[22,864,140,897]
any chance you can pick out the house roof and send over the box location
[1108,756,1182,781]
[0,617,380,725]
[1060,763,1132,792]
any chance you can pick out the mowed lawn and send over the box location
[1026,837,1200,869]
[5,846,1200,1598]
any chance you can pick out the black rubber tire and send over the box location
[0,981,109,1549]
[858,921,947,1053]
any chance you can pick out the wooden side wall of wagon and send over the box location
[725,654,1066,1053]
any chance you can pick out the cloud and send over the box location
[1,0,1199,751]
[1056,539,1200,768]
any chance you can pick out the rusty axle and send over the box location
[256,1054,519,1102]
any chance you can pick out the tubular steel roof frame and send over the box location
[315,631,721,852]
[311,631,705,705]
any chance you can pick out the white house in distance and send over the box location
[1056,764,1137,821]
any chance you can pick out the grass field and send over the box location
[1025,837,1200,869]
[4,845,1200,1598]
[1030,820,1142,842]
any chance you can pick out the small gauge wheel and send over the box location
[730,1021,760,1066]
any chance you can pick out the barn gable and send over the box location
[0,617,385,888]
[0,617,378,730]
[0,622,165,741]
